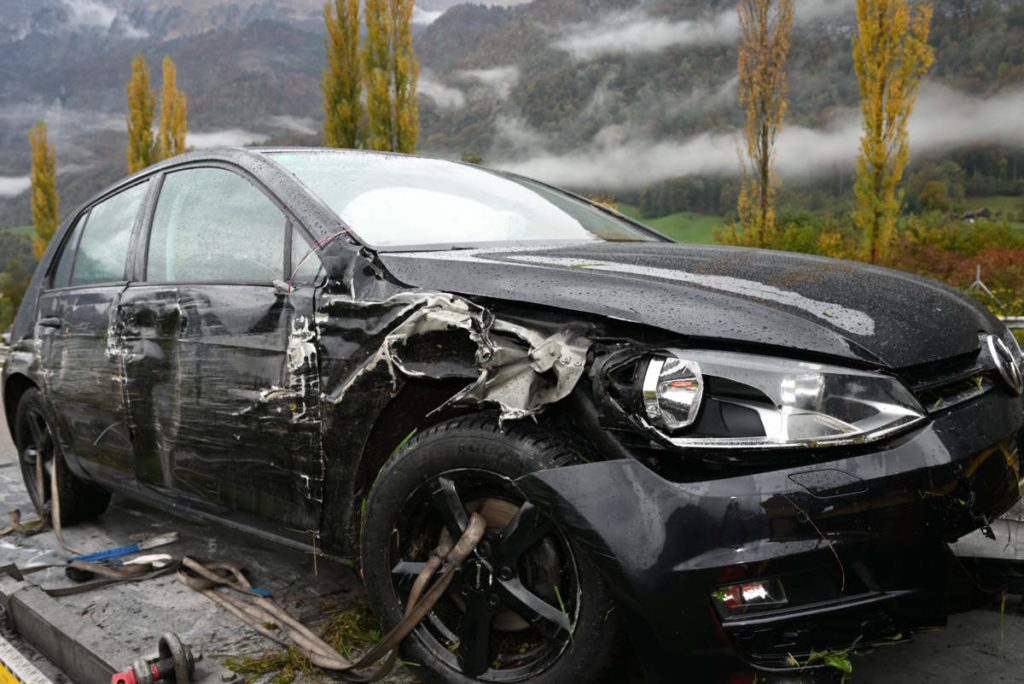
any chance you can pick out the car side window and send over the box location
[71,181,149,286]
[147,167,286,284]
[50,212,87,289]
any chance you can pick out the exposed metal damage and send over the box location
[319,291,590,422]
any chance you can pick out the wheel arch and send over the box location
[2,373,37,443]
[337,377,482,552]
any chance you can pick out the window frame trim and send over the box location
[44,176,154,292]
[45,208,89,291]
[139,161,317,287]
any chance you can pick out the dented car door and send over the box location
[119,166,323,534]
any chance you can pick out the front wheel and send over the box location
[360,416,619,683]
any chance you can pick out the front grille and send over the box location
[899,345,996,415]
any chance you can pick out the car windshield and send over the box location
[267,150,657,250]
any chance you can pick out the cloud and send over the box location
[552,0,854,60]
[416,0,533,10]
[0,176,30,198]
[418,71,467,110]
[412,6,445,25]
[62,0,117,29]
[493,83,1024,190]
[553,11,739,60]
[419,67,519,110]
[268,115,317,136]
[454,66,520,99]
[491,115,548,155]
[61,0,148,39]
[187,129,270,148]
[0,104,122,163]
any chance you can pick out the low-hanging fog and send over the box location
[492,82,1024,190]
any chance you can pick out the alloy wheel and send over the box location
[17,405,55,509]
[388,469,578,681]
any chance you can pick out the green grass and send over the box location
[0,225,33,238]
[615,203,721,244]
[965,195,1023,214]
[223,604,382,683]
[614,203,644,221]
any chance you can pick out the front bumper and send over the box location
[519,391,1023,680]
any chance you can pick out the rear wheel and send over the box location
[361,416,618,683]
[14,387,110,525]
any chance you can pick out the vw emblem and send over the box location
[988,335,1023,396]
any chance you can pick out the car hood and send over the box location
[378,242,999,368]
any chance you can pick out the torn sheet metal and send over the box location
[317,291,590,421]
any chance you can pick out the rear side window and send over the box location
[146,167,286,284]
[71,182,149,286]
[51,212,87,288]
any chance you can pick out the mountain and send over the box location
[0,0,1021,229]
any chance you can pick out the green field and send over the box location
[0,225,33,238]
[965,195,1024,228]
[615,204,721,244]
[965,195,1023,215]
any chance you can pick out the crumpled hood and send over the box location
[378,242,999,368]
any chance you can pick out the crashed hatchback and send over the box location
[3,148,1023,682]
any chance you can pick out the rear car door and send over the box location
[35,180,150,488]
[119,165,324,534]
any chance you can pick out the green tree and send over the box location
[918,180,950,213]
[322,0,363,148]
[852,0,934,263]
[364,0,419,152]
[0,258,31,331]
[126,54,157,173]
[29,122,58,261]
[158,55,188,160]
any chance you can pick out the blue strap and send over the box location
[69,543,141,564]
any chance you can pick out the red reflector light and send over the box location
[712,578,787,615]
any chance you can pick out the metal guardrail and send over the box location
[1003,317,1024,331]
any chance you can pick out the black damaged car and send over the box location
[3,148,1023,683]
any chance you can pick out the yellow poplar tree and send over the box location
[852,0,933,263]
[322,0,363,148]
[29,122,58,261]
[363,0,419,152]
[158,55,187,160]
[391,0,418,153]
[736,0,794,248]
[126,54,157,173]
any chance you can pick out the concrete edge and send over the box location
[0,576,125,684]
[0,631,54,684]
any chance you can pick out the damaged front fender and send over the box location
[314,281,594,550]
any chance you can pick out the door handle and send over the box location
[37,316,62,329]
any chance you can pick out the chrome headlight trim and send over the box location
[639,349,927,450]
[642,357,704,431]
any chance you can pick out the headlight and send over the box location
[642,357,704,431]
[639,349,925,449]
